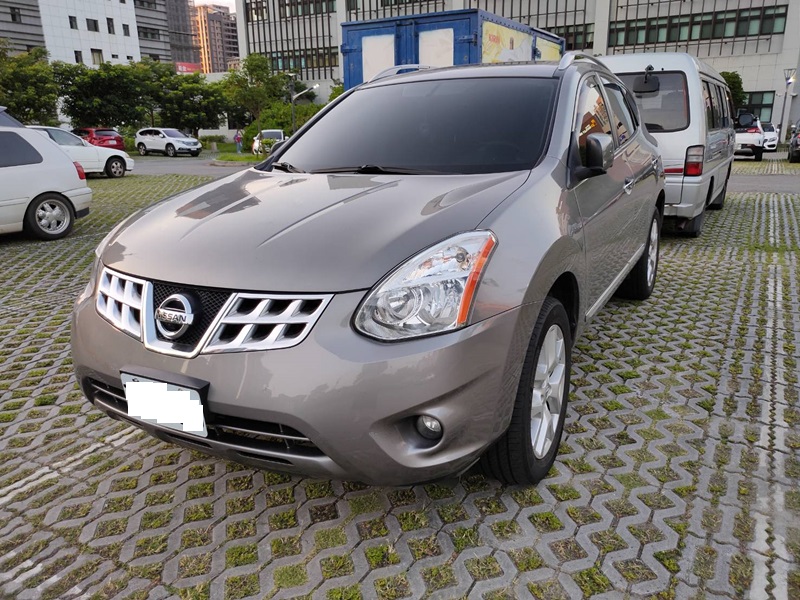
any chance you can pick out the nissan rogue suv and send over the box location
[72,54,665,485]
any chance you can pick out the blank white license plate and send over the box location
[121,372,207,437]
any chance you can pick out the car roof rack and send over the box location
[367,64,433,84]
[557,51,606,72]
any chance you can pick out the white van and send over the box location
[600,53,734,237]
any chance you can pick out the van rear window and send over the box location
[617,72,689,133]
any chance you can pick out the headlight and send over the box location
[354,231,497,341]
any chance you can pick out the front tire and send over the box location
[137,143,147,156]
[617,209,660,300]
[166,144,176,157]
[481,297,571,484]
[24,194,74,240]
[105,157,125,178]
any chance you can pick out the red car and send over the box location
[72,127,125,151]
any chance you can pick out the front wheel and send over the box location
[166,144,176,157]
[617,209,660,300]
[137,143,147,156]
[481,297,571,484]
[24,194,75,240]
[105,157,125,178]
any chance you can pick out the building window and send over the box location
[107,18,115,34]
[743,91,775,123]
[123,24,130,36]
[87,19,99,32]
[69,15,78,29]
[75,50,83,63]
[149,54,161,61]
[126,55,133,60]
[112,53,119,59]
[91,48,104,65]
[551,23,594,51]
[138,27,161,40]
[10,7,21,22]
[135,0,157,8]
[278,0,335,18]
[608,4,788,47]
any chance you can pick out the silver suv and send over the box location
[72,53,665,485]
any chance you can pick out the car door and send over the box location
[0,131,43,230]
[46,128,101,171]
[571,75,635,313]
[600,76,658,260]
[152,130,167,152]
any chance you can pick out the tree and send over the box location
[720,71,746,110]
[0,43,58,124]
[328,79,344,102]
[221,54,286,121]
[159,75,226,136]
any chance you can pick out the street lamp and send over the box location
[778,68,796,141]
[291,83,319,135]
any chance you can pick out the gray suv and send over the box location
[72,53,665,485]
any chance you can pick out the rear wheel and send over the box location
[166,144,176,157]
[481,297,571,484]
[754,149,763,162]
[137,143,147,156]
[24,194,74,240]
[105,157,125,178]
[708,172,729,211]
[617,209,660,300]
[790,149,798,163]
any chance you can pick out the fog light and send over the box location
[416,415,443,440]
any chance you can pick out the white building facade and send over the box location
[38,0,142,65]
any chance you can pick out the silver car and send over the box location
[72,54,665,485]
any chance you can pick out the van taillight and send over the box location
[74,161,86,180]
[684,145,704,177]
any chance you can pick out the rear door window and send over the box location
[0,132,44,167]
[601,77,637,146]
[617,71,689,132]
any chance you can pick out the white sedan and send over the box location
[30,126,134,178]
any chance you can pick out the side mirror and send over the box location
[737,113,754,128]
[575,134,614,181]
[268,139,286,155]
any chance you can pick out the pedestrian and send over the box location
[234,129,243,153]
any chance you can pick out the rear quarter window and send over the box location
[617,71,689,133]
[0,132,44,167]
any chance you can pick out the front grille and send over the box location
[96,269,144,338]
[152,282,230,350]
[87,378,324,459]
[204,293,332,353]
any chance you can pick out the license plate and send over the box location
[121,372,207,437]
[735,144,742,150]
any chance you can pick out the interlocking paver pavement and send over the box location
[0,169,798,600]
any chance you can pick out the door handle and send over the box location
[623,179,634,194]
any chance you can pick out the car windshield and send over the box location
[96,129,119,137]
[270,77,559,174]
[163,129,187,138]
[616,72,689,133]
[763,123,774,132]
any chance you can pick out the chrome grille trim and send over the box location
[96,268,145,339]
[203,293,332,353]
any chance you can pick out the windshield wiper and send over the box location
[270,161,306,173]
[311,164,441,175]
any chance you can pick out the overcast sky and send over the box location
[195,0,236,12]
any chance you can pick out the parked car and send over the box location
[788,129,800,163]
[72,127,125,151]
[72,54,665,485]
[600,52,734,237]
[734,113,765,161]
[762,122,778,152]
[31,126,134,178]
[252,129,285,154]
[0,122,92,240]
[135,128,202,157]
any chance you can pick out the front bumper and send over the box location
[763,139,778,151]
[72,288,528,485]
[124,157,135,171]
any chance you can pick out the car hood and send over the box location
[102,168,527,292]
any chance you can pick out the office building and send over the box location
[194,4,238,73]
[167,0,200,64]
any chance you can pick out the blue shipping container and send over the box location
[341,9,565,90]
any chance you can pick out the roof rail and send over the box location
[557,51,606,71]
[368,64,432,84]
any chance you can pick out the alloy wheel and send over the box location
[530,324,566,459]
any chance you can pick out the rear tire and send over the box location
[790,150,798,163]
[754,149,763,162]
[105,157,125,178]
[480,297,571,484]
[24,194,75,240]
[617,209,660,300]
[708,173,729,211]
